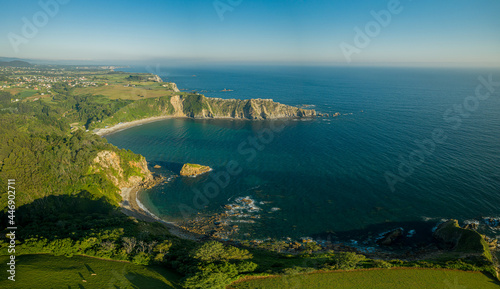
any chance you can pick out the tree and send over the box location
[122,237,136,254]
[154,240,172,254]
[137,240,147,253]
[132,252,151,265]
[303,241,322,253]
[100,240,116,252]
[191,241,252,262]
[147,240,157,254]
[329,252,366,270]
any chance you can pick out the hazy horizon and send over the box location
[1,0,500,68]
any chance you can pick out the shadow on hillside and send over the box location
[126,272,178,289]
[0,192,131,239]
[482,272,500,286]
[84,264,95,274]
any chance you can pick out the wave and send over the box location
[136,194,170,223]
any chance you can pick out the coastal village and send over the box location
[0,66,107,101]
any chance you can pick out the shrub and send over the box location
[373,259,393,269]
[191,241,252,262]
[235,261,258,274]
[328,252,366,270]
[132,252,151,265]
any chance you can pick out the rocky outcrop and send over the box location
[170,95,316,120]
[148,75,163,83]
[433,219,492,260]
[433,220,471,250]
[377,228,403,246]
[91,150,153,189]
[180,163,212,177]
[169,82,180,92]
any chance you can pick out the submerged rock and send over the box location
[377,228,403,246]
[180,163,212,177]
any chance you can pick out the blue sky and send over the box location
[1,0,499,67]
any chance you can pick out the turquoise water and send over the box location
[107,66,500,242]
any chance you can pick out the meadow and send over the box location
[0,254,182,289]
[230,268,500,289]
[72,83,176,100]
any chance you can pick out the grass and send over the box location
[0,254,182,289]
[16,90,38,99]
[73,84,175,100]
[185,163,204,168]
[230,268,500,289]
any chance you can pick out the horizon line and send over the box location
[2,56,500,70]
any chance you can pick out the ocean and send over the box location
[106,65,500,245]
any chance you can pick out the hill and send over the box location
[0,60,32,67]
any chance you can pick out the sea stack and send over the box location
[180,163,212,177]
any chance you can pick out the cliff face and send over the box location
[173,95,316,120]
[148,74,163,83]
[90,150,153,189]
[96,87,317,133]
[170,82,180,92]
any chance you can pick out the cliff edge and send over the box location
[175,94,316,120]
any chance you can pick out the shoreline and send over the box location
[94,115,187,136]
[94,114,316,137]
[120,186,204,241]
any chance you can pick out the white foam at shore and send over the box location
[135,194,176,225]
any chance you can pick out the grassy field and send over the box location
[0,254,182,289]
[230,268,500,289]
[73,84,175,100]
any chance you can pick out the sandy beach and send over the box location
[120,186,203,241]
[94,115,188,136]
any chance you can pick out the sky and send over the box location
[1,0,499,67]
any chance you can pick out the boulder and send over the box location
[377,228,403,246]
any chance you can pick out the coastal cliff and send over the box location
[90,150,154,190]
[177,94,316,120]
[95,91,316,134]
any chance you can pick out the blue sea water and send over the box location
[107,65,500,242]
